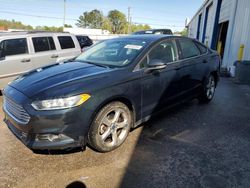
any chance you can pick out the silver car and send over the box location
[0,31,81,89]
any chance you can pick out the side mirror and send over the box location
[145,59,167,73]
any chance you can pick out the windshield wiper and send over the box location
[91,63,110,68]
[77,60,111,68]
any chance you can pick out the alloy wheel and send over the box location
[206,76,215,99]
[98,108,130,147]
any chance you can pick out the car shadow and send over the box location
[120,99,206,188]
[119,78,250,188]
[66,181,87,188]
[32,147,85,155]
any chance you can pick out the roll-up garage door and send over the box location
[219,0,233,23]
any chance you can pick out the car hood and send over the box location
[9,61,112,98]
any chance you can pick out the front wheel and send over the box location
[88,101,132,152]
[198,74,216,103]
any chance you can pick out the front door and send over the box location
[141,39,181,118]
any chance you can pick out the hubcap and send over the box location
[206,76,215,99]
[99,108,130,147]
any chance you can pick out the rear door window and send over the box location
[148,40,178,63]
[0,38,28,57]
[58,36,75,49]
[32,37,56,52]
[178,39,200,59]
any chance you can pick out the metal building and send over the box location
[187,0,250,70]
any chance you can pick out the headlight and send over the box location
[31,94,91,110]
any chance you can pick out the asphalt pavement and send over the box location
[0,78,250,188]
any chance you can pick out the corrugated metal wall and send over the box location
[188,0,215,46]
[188,12,200,39]
[204,3,216,47]
[188,0,250,68]
[219,0,233,23]
[225,0,250,67]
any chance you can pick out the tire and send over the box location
[88,101,132,152]
[198,74,216,103]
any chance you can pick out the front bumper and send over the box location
[4,118,83,150]
[3,86,93,150]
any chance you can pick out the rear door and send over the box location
[29,36,58,69]
[176,38,205,94]
[140,39,182,117]
[55,35,81,62]
[0,38,32,89]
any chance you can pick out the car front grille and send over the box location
[3,96,30,125]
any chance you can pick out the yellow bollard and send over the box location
[238,44,245,61]
[217,41,222,55]
[205,41,208,47]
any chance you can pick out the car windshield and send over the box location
[75,39,147,67]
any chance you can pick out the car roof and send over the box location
[148,29,172,31]
[0,31,74,39]
[133,28,172,33]
[112,34,182,42]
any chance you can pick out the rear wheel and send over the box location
[88,101,132,152]
[198,74,216,103]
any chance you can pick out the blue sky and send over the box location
[0,0,203,31]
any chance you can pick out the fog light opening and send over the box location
[36,134,63,142]
[48,134,61,142]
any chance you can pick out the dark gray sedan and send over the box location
[3,35,220,152]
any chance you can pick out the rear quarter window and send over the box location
[0,38,28,56]
[163,30,172,35]
[58,36,75,49]
[195,42,208,54]
[179,39,200,59]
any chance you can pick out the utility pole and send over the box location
[130,16,132,32]
[127,7,131,34]
[63,0,66,30]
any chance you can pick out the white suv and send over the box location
[0,31,81,89]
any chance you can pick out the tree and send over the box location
[64,24,72,28]
[0,19,33,30]
[180,28,188,36]
[101,17,112,32]
[76,9,103,29]
[107,10,127,34]
[174,28,188,36]
[130,24,151,33]
[35,26,63,32]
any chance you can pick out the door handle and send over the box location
[203,60,208,63]
[21,58,31,63]
[51,54,59,58]
[175,67,181,70]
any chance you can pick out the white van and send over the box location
[0,31,81,89]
